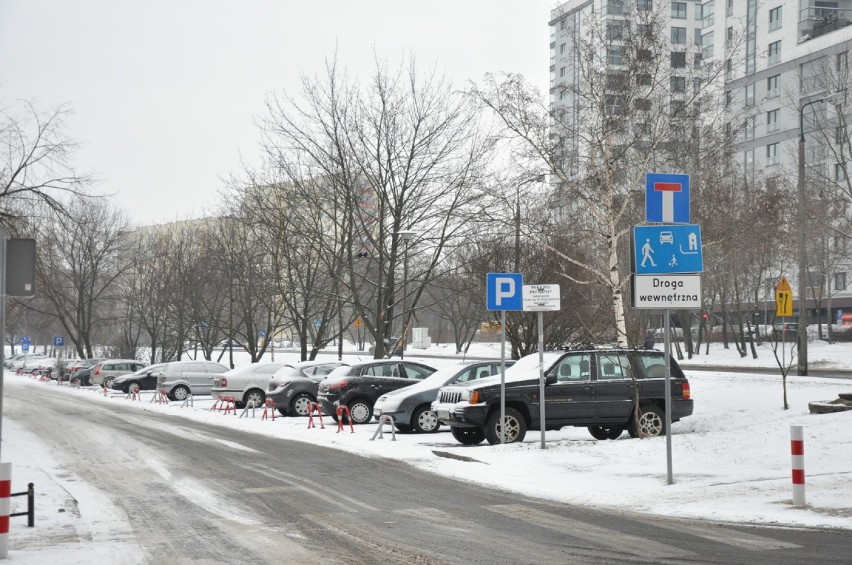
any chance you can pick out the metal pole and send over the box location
[0,227,8,462]
[664,308,673,485]
[400,240,409,360]
[500,309,506,444]
[538,311,545,449]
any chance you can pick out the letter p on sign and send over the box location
[486,273,523,311]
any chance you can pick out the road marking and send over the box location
[248,466,377,512]
[652,520,802,551]
[488,504,694,560]
[243,486,300,494]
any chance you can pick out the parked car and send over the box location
[210,362,288,408]
[367,336,401,357]
[374,361,515,433]
[316,360,437,424]
[4,353,30,369]
[90,359,148,388]
[157,360,230,400]
[266,360,347,416]
[432,348,693,445]
[68,359,107,386]
[9,354,49,373]
[110,364,168,393]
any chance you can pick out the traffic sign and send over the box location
[633,224,703,275]
[314,319,322,329]
[53,336,64,347]
[258,330,266,337]
[646,173,690,223]
[522,284,560,311]
[632,275,702,309]
[20,337,31,345]
[354,317,363,328]
[21,343,29,352]
[776,276,793,317]
[486,273,523,311]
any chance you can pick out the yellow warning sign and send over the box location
[775,276,793,317]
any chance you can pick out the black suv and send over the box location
[316,360,437,424]
[431,348,693,445]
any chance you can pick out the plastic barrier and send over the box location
[239,400,257,418]
[0,462,10,557]
[126,385,142,401]
[15,368,22,376]
[306,402,325,429]
[38,374,51,383]
[70,378,81,389]
[336,405,355,434]
[180,394,194,408]
[103,382,110,396]
[261,399,276,421]
[370,415,397,441]
[791,425,806,505]
[150,389,169,404]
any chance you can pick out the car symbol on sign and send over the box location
[659,231,674,244]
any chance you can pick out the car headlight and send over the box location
[378,397,401,412]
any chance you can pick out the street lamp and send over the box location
[395,230,417,359]
[797,91,842,376]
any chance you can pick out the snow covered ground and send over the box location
[2,341,851,563]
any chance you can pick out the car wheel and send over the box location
[394,423,412,432]
[290,393,313,417]
[588,425,624,440]
[450,426,485,445]
[104,376,116,388]
[170,385,190,401]
[277,407,289,416]
[347,399,373,424]
[628,406,665,438]
[412,406,441,433]
[484,407,526,445]
[244,388,265,408]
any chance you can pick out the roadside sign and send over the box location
[776,276,793,317]
[486,273,523,311]
[522,284,560,311]
[53,336,64,347]
[21,343,29,352]
[632,274,702,309]
[645,173,690,223]
[354,317,363,328]
[258,330,266,337]
[632,224,703,275]
[314,319,322,329]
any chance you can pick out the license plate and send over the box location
[437,410,450,421]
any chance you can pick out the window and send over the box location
[670,100,685,116]
[637,24,652,37]
[635,122,651,135]
[745,83,755,106]
[725,90,732,107]
[703,2,715,28]
[605,95,625,115]
[838,51,848,71]
[607,48,624,65]
[744,148,754,178]
[726,26,734,48]
[694,28,702,46]
[837,126,847,145]
[637,49,653,62]
[769,6,782,31]
[607,22,626,41]
[727,0,733,16]
[835,272,847,291]
[766,142,779,165]
[559,43,566,54]
[671,27,686,44]
[637,0,652,11]
[766,109,779,132]
[836,163,847,181]
[768,40,781,65]
[552,354,591,382]
[671,51,686,68]
[560,66,566,77]
[597,354,631,380]
[695,3,703,20]
[703,32,714,58]
[744,117,754,140]
[637,73,652,86]
[671,2,687,19]
[604,0,624,15]
[671,76,686,93]
[694,52,703,68]
[767,74,779,98]
[693,78,703,93]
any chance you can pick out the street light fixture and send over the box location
[797,91,842,376]
[395,230,417,359]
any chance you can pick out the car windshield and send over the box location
[326,364,354,378]
[271,365,302,379]
[414,364,470,386]
[504,352,565,381]
[134,364,164,375]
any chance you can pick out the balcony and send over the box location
[799,5,852,41]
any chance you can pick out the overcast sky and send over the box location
[1,1,556,225]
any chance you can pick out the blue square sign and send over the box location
[646,173,690,223]
[633,225,703,275]
[486,273,523,311]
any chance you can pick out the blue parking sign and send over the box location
[54,336,64,347]
[486,273,523,311]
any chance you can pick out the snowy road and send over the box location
[5,379,852,563]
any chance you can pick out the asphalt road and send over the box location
[6,385,850,564]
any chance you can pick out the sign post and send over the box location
[522,284,560,449]
[486,273,523,444]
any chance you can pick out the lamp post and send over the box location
[797,92,842,376]
[395,230,416,359]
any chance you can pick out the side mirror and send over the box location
[545,374,557,385]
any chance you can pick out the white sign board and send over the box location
[633,275,701,309]
[522,284,561,312]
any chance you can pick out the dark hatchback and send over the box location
[266,360,347,416]
[110,364,167,393]
[316,360,437,424]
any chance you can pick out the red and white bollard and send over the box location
[0,462,11,558]
[791,425,806,506]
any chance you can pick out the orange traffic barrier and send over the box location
[261,399,276,421]
[306,402,325,429]
[336,405,355,434]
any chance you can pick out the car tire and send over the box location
[290,393,313,417]
[450,426,485,445]
[628,406,665,438]
[103,376,116,388]
[484,407,526,445]
[588,425,624,440]
[394,423,412,432]
[170,385,190,402]
[124,380,141,393]
[411,406,441,433]
[244,388,265,408]
[347,399,373,424]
